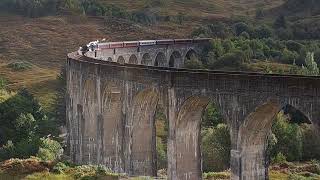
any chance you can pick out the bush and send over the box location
[185,55,204,69]
[202,103,223,128]
[203,171,230,179]
[301,125,320,160]
[233,22,250,36]
[276,28,293,40]
[72,165,117,179]
[281,49,299,64]
[37,137,63,161]
[253,25,273,39]
[0,77,6,90]
[273,15,287,29]
[286,40,304,52]
[7,61,32,71]
[270,112,303,162]
[0,157,54,174]
[272,152,287,165]
[301,52,319,75]
[202,124,231,172]
[239,31,250,39]
[192,23,232,39]
[52,162,68,174]
[213,50,247,69]
[156,137,167,170]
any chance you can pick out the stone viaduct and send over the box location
[66,40,320,180]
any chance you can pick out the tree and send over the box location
[37,137,63,161]
[202,124,231,172]
[301,125,320,160]
[273,15,287,29]
[207,22,232,39]
[271,112,303,162]
[276,28,293,40]
[177,12,185,25]
[202,103,223,128]
[255,7,264,19]
[286,40,304,52]
[233,22,250,36]
[239,31,250,39]
[281,48,299,64]
[54,67,66,127]
[184,55,204,69]
[254,25,273,39]
[0,88,59,160]
[302,52,319,75]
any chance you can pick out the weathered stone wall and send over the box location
[86,43,203,68]
[67,53,320,180]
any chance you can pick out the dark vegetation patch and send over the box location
[7,61,32,71]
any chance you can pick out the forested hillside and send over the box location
[277,0,320,16]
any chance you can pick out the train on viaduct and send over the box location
[67,38,320,180]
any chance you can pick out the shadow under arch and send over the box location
[173,96,210,180]
[237,99,313,180]
[117,56,125,64]
[169,51,182,68]
[141,53,152,66]
[126,88,160,176]
[107,57,113,62]
[283,104,311,124]
[128,54,138,64]
[154,52,166,67]
[185,49,198,61]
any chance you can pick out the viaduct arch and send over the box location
[68,44,320,180]
[85,39,206,68]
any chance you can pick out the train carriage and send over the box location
[124,41,139,47]
[98,43,110,50]
[156,39,174,45]
[109,42,124,48]
[139,40,156,46]
[174,39,193,44]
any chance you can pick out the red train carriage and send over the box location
[123,41,139,47]
[109,42,124,48]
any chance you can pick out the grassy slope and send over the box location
[101,0,284,17]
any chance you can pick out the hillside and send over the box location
[100,0,285,17]
[0,0,315,107]
[270,0,320,17]
[0,0,287,68]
